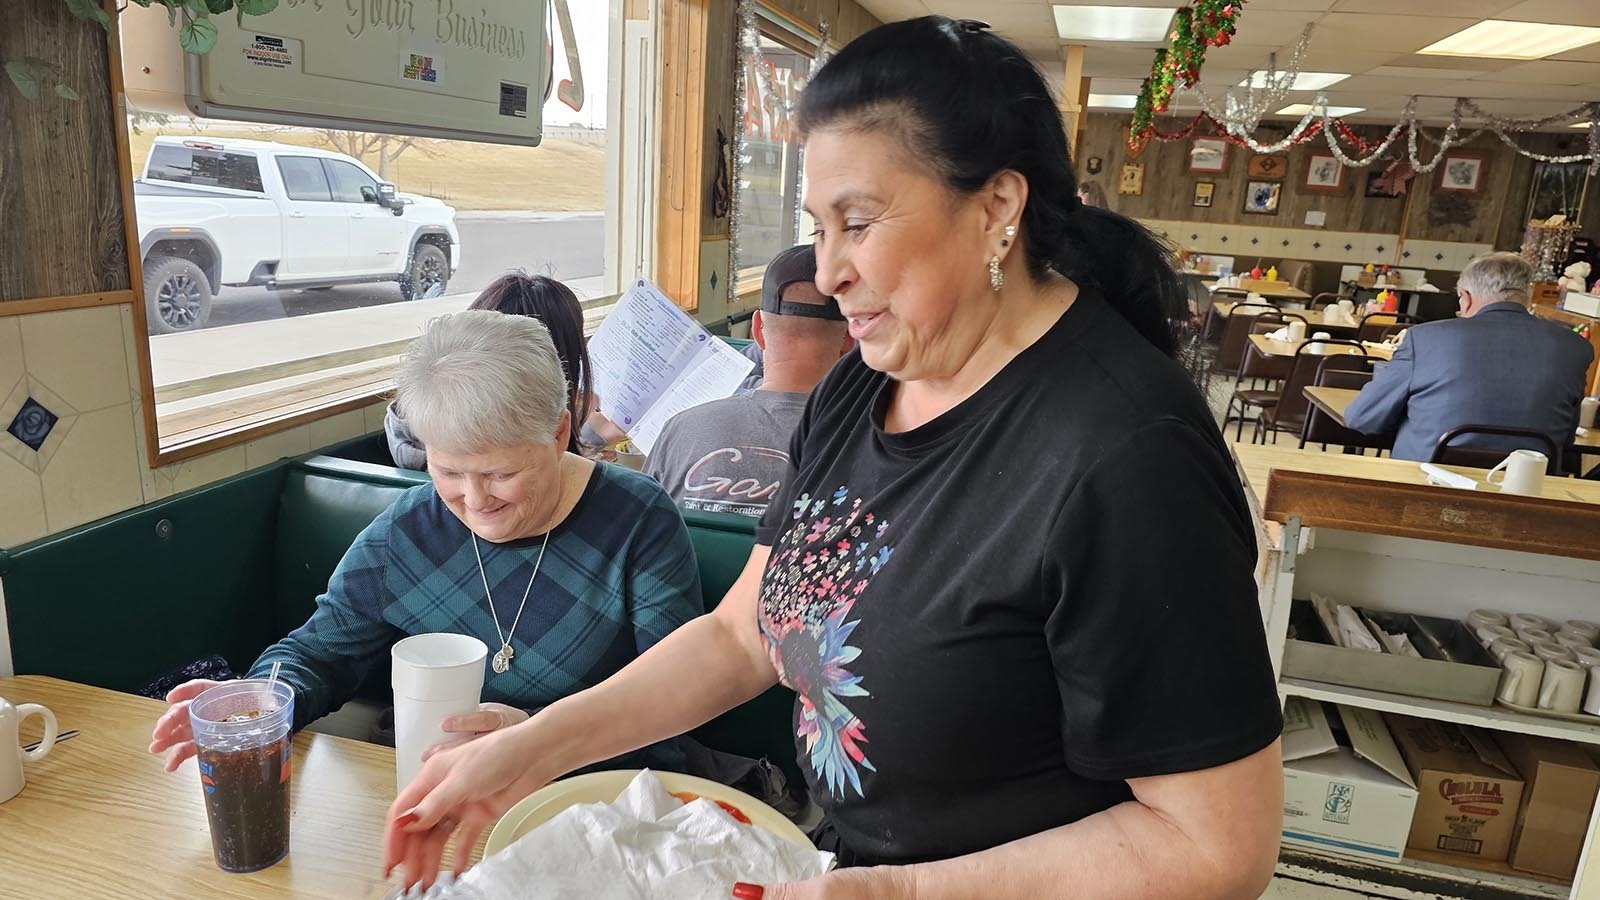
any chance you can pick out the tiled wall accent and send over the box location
[1137,219,1493,273]
[0,303,384,548]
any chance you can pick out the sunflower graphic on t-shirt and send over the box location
[759,487,893,799]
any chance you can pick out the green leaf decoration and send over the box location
[63,0,114,31]
[205,0,234,14]
[54,83,81,101]
[237,0,279,14]
[4,61,42,100]
[179,15,219,54]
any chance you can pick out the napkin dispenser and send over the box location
[1562,291,1600,318]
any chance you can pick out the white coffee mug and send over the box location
[391,633,487,792]
[1287,320,1308,342]
[1581,396,1598,430]
[1486,449,1547,497]
[0,695,57,804]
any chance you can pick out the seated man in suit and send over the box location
[645,244,852,517]
[1345,252,1593,462]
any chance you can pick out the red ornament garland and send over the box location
[1129,0,1246,150]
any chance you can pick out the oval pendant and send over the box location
[492,650,510,674]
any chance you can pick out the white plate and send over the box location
[484,769,811,857]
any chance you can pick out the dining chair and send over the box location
[1223,314,1307,441]
[1298,358,1382,452]
[1357,312,1420,343]
[1429,425,1562,473]
[1254,340,1366,444]
[1209,302,1279,380]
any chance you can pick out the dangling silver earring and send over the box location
[989,255,1004,292]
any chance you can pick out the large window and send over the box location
[124,2,622,461]
[738,30,813,275]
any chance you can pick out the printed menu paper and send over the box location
[588,279,755,454]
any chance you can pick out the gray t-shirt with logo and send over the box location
[645,390,808,518]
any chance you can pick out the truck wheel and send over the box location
[144,257,213,334]
[400,243,449,301]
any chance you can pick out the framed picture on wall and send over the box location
[1243,180,1281,214]
[1304,153,1345,191]
[1365,171,1398,198]
[1438,153,1485,193]
[1248,155,1287,180]
[1189,137,1228,173]
[1119,163,1145,196]
[1192,182,1215,207]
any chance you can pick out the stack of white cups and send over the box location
[1478,608,1600,714]
[1477,610,1600,714]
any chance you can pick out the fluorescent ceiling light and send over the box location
[1087,93,1138,109]
[1418,21,1600,60]
[1278,103,1365,116]
[1053,5,1176,42]
[1239,72,1349,90]
[1573,122,1593,129]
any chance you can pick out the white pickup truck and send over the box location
[135,137,461,333]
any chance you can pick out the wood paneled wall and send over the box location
[0,0,129,304]
[1077,113,1597,250]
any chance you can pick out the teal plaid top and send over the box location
[247,463,702,769]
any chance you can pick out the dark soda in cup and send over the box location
[188,680,294,872]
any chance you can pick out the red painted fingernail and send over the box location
[733,884,764,900]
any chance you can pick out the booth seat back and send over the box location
[0,466,286,693]
[274,456,431,703]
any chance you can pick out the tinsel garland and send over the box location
[1145,96,1600,174]
[728,0,833,307]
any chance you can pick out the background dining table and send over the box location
[0,675,478,900]
[1302,385,1600,461]
[1248,334,1395,361]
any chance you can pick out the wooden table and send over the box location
[1301,386,1600,457]
[1204,279,1312,301]
[0,675,418,899]
[1302,386,1361,428]
[1212,302,1359,336]
[1248,334,1394,360]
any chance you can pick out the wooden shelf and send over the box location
[1281,677,1600,746]
[1262,467,1600,562]
[1280,846,1569,899]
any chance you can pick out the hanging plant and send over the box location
[6,0,277,99]
[1127,1,1247,152]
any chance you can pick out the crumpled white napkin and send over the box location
[1266,327,1290,341]
[418,771,833,900]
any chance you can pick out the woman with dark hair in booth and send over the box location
[386,18,1282,900]
[386,272,596,466]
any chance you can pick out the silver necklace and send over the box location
[472,529,551,674]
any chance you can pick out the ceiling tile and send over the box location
[1309,12,1488,52]
[1473,59,1600,84]
[1331,0,1521,14]
[1496,0,1600,26]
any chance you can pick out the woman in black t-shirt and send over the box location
[386,17,1284,900]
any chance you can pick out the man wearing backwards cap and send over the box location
[646,244,852,518]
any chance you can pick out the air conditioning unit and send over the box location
[119,0,550,146]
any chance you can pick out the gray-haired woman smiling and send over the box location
[150,310,702,773]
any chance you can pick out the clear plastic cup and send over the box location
[189,679,294,873]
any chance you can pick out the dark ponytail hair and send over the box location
[796,16,1184,356]
[469,272,593,453]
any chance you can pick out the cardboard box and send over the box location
[1498,733,1600,880]
[1386,714,1524,862]
[1282,699,1419,862]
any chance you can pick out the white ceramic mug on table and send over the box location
[1287,320,1307,343]
[392,633,488,792]
[0,695,57,804]
[1485,449,1547,497]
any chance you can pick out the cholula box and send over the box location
[1385,714,1524,862]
